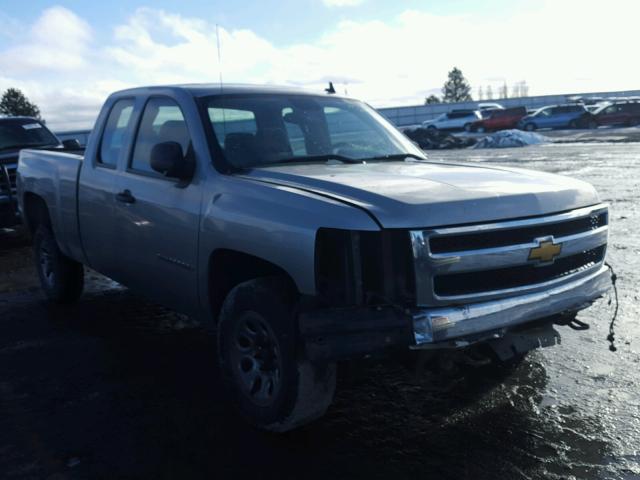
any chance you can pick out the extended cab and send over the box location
[17,85,611,431]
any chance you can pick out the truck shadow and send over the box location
[0,288,614,480]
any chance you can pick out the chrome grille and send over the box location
[410,205,609,306]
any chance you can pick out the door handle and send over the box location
[115,189,136,204]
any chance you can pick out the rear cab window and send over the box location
[99,99,135,167]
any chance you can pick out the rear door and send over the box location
[112,96,202,315]
[78,98,137,278]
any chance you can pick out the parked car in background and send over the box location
[593,101,640,127]
[55,129,92,148]
[468,106,527,132]
[422,109,482,131]
[0,117,69,228]
[517,104,595,131]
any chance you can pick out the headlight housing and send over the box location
[314,228,415,307]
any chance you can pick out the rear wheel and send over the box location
[218,277,336,432]
[588,119,598,129]
[524,122,536,132]
[569,119,579,129]
[33,226,84,303]
[463,123,473,132]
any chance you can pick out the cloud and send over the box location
[0,7,92,74]
[1,1,640,129]
[322,0,365,7]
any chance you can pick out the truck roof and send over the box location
[112,83,346,99]
[0,116,42,123]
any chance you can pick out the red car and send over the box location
[468,106,527,133]
[593,101,640,127]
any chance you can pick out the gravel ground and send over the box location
[1,142,639,480]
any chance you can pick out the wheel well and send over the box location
[208,249,298,322]
[22,192,51,234]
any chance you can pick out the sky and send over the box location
[0,0,638,130]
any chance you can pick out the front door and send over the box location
[112,96,201,316]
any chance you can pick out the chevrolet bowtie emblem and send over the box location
[528,238,562,264]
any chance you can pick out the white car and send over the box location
[422,110,482,131]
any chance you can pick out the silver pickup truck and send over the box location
[17,85,611,431]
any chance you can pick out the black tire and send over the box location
[218,277,336,432]
[588,119,598,129]
[476,126,486,134]
[463,123,472,132]
[524,122,536,132]
[33,225,84,303]
[569,120,579,129]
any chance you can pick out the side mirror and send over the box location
[150,141,193,182]
[62,139,81,150]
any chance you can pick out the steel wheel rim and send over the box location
[39,244,55,287]
[230,311,282,407]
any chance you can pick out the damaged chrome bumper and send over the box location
[412,264,611,346]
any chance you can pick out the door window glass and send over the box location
[130,98,191,174]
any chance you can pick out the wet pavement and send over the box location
[1,142,639,479]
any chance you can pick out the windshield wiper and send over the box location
[270,154,362,165]
[360,153,428,162]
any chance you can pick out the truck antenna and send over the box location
[216,24,224,89]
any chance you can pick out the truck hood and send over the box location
[243,160,600,228]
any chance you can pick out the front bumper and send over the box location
[300,265,611,361]
[412,264,610,345]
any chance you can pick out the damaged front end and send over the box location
[300,205,611,363]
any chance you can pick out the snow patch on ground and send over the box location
[473,130,550,149]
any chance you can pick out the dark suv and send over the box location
[593,102,640,127]
[0,117,62,227]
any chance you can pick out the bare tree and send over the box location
[477,86,484,101]
[499,83,508,99]
[486,85,494,100]
[511,83,520,98]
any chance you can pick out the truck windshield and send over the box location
[201,94,425,168]
[0,119,59,151]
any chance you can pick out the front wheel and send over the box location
[524,123,536,132]
[464,123,473,132]
[569,120,579,129]
[218,277,336,432]
[33,225,84,303]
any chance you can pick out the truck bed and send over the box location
[18,149,84,261]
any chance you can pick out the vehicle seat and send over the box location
[224,133,258,167]
[255,127,293,164]
[159,120,190,154]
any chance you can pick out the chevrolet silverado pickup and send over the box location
[17,85,611,431]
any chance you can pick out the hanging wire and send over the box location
[605,262,619,352]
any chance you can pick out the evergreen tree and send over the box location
[0,88,41,119]
[442,67,472,103]
[424,94,441,105]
